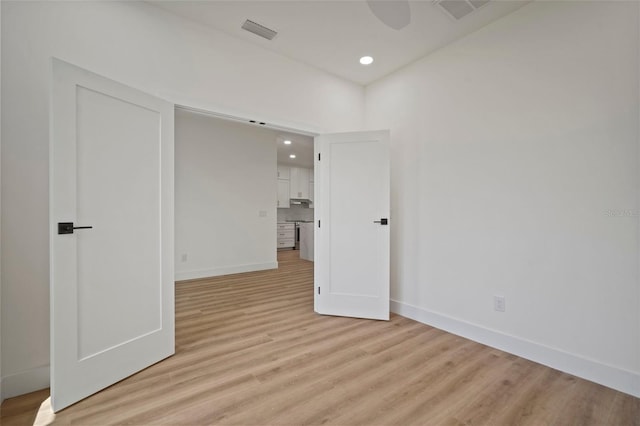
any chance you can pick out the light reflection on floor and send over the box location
[33,396,55,426]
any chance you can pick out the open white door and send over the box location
[50,59,174,412]
[314,130,390,320]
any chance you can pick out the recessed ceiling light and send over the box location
[360,56,374,65]
[289,154,296,159]
[283,140,292,145]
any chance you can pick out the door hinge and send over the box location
[318,153,321,161]
[318,287,320,295]
[318,220,321,228]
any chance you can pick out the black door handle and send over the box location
[373,218,388,225]
[58,222,93,234]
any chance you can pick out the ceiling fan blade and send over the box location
[366,0,411,30]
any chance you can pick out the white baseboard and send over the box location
[391,300,640,398]
[1,365,50,400]
[175,261,278,281]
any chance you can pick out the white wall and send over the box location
[0,0,363,398]
[366,0,640,396]
[175,110,278,280]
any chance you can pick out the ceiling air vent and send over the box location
[241,19,278,40]
[434,0,490,20]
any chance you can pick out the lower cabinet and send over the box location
[277,223,295,249]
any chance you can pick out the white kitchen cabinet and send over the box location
[277,180,290,208]
[277,223,295,249]
[289,167,310,199]
[277,165,290,180]
[277,164,291,209]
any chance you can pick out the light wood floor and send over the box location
[2,250,639,425]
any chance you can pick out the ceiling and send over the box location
[276,132,314,169]
[149,0,530,85]
[160,1,530,167]
[179,107,314,168]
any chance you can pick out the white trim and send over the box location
[175,105,320,137]
[175,262,278,282]
[2,365,50,399]
[161,92,325,136]
[391,300,640,398]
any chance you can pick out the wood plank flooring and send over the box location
[2,249,639,425]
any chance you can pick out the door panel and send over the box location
[50,59,174,411]
[76,86,162,359]
[314,130,390,320]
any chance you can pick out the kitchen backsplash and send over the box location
[278,204,314,222]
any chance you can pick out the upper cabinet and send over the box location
[277,165,290,180]
[277,165,291,208]
[290,167,310,199]
[277,164,313,208]
[277,180,290,208]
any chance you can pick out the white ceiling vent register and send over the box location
[434,0,490,20]
[241,19,278,40]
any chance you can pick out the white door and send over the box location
[314,130,390,320]
[50,59,174,412]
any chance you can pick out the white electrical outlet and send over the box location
[494,295,506,312]
[259,210,267,217]
[181,253,188,262]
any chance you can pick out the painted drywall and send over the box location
[366,0,640,396]
[175,110,277,280]
[0,0,363,398]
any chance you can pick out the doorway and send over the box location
[174,108,315,281]
[50,61,389,411]
[276,133,315,264]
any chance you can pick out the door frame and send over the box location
[174,105,321,138]
[171,105,323,265]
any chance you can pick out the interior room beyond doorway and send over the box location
[174,107,315,282]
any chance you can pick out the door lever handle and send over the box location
[373,218,388,225]
[58,222,93,234]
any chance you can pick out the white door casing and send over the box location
[314,130,390,320]
[50,59,174,412]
